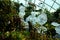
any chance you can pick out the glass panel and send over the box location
[53,3,59,9]
[45,0,54,6]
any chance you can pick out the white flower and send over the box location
[26,14,37,25]
[51,22,60,26]
[51,22,60,34]
[55,27,60,34]
[19,6,25,12]
[19,6,25,19]
[36,26,47,33]
[38,13,47,25]
[26,15,32,22]
[31,11,38,17]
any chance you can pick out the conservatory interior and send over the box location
[0,0,60,40]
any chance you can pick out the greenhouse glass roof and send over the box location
[11,0,60,12]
